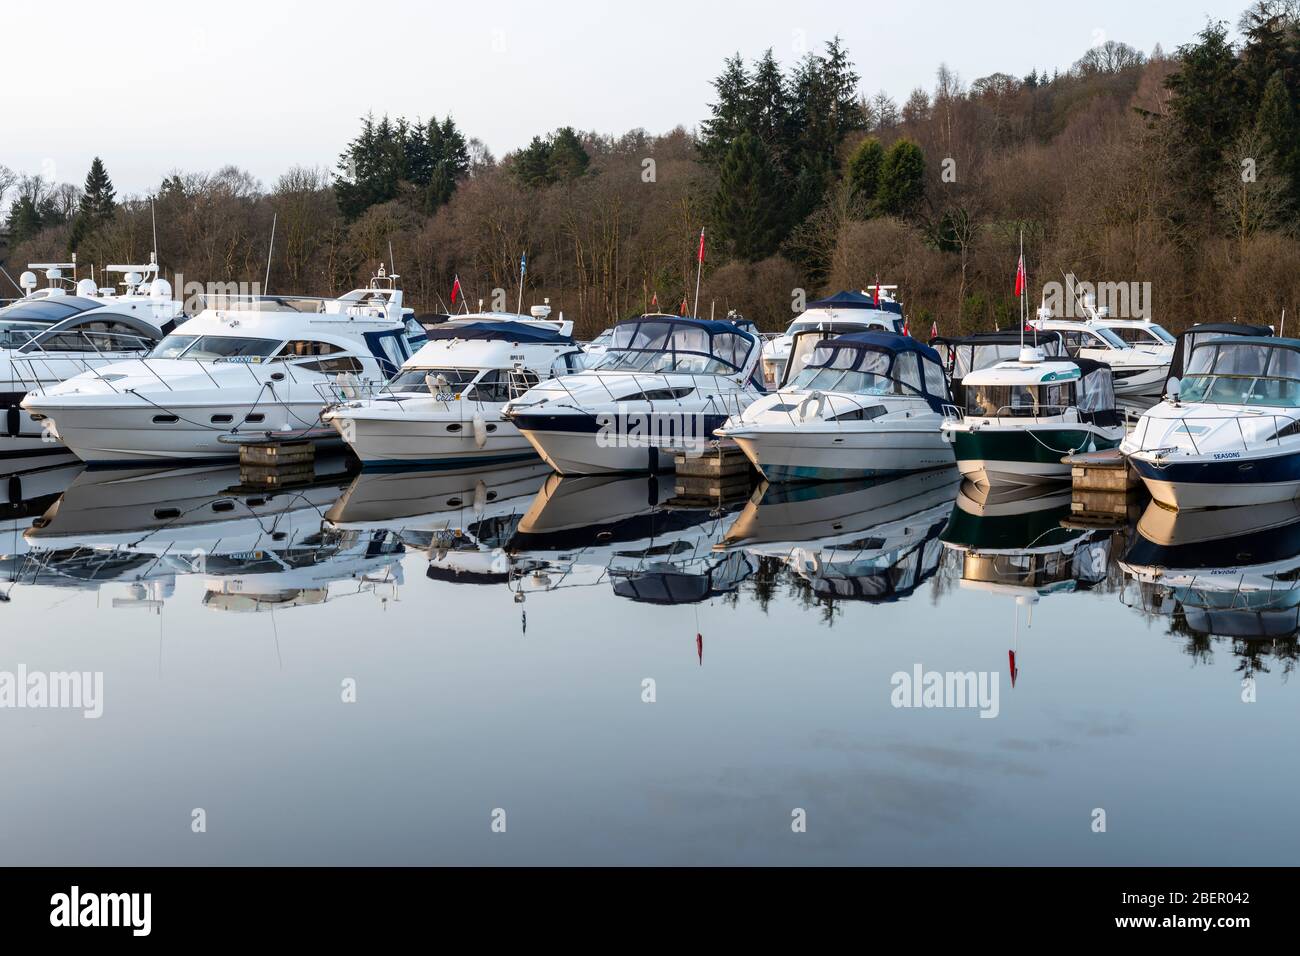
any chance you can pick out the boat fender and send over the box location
[473,479,487,514]
[798,391,825,421]
[472,413,488,448]
[336,372,362,400]
[5,405,19,438]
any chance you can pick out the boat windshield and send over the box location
[596,320,751,374]
[1109,324,1175,346]
[0,322,46,349]
[1089,327,1130,349]
[1181,342,1300,406]
[790,350,896,395]
[965,382,1075,417]
[147,334,283,362]
[388,367,479,390]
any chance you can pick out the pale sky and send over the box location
[0,0,1249,196]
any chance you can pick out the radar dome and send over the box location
[76,278,98,297]
[149,278,173,299]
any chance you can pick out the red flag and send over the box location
[1014,254,1026,297]
[680,297,688,317]
[873,279,880,306]
[450,275,462,305]
[697,228,706,263]
[903,317,911,337]
[1008,649,1019,688]
[930,319,938,340]
[651,291,658,308]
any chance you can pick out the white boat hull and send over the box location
[1109,364,1168,396]
[728,427,952,482]
[35,401,337,463]
[519,427,683,474]
[330,412,537,468]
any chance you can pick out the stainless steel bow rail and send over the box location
[1125,409,1300,461]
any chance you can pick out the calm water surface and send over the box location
[1,450,1297,865]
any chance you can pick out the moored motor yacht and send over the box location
[23,268,425,463]
[929,330,1065,406]
[716,331,953,482]
[1123,335,1300,510]
[324,309,583,468]
[502,314,763,474]
[941,347,1124,486]
[2,258,184,458]
[1029,307,1170,396]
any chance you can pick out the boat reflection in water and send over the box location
[0,455,84,595]
[503,474,751,604]
[1121,501,1300,675]
[13,457,403,612]
[717,466,959,609]
[326,461,553,585]
[940,482,1116,601]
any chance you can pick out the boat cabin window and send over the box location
[1182,343,1300,406]
[965,382,1074,417]
[923,357,947,396]
[1061,328,1127,355]
[1109,324,1174,346]
[275,340,346,359]
[471,368,540,403]
[389,367,478,391]
[295,356,364,375]
[25,319,156,353]
[0,322,43,349]
[147,334,282,361]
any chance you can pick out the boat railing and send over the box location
[8,330,157,393]
[1127,409,1300,459]
[946,404,1079,425]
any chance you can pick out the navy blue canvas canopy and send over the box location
[424,321,574,344]
[605,315,757,373]
[800,331,950,410]
[806,290,904,316]
[1167,323,1274,390]
[614,314,758,340]
[814,330,944,364]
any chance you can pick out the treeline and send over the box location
[5,0,1300,337]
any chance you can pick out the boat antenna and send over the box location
[388,240,397,277]
[151,199,159,271]
[1281,308,1287,338]
[263,211,277,294]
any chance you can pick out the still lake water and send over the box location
[1,449,1298,866]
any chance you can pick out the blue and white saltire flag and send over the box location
[520,251,527,277]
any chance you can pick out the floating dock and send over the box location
[671,442,755,507]
[238,440,316,489]
[1062,448,1143,526]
